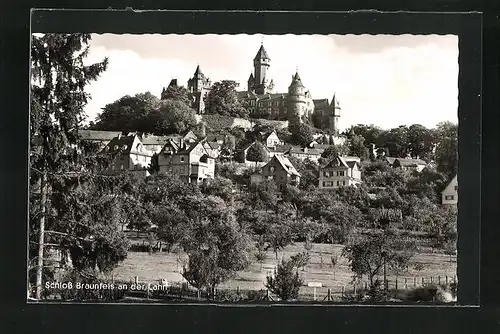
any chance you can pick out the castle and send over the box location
[161,43,342,134]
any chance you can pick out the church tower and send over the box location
[252,44,271,95]
[286,71,308,124]
[328,93,341,135]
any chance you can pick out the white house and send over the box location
[441,174,458,206]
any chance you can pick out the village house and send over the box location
[250,155,301,190]
[391,158,427,172]
[238,141,271,166]
[318,156,362,189]
[268,144,293,158]
[103,134,153,177]
[78,129,123,148]
[287,146,325,162]
[261,129,284,148]
[158,138,215,184]
[441,174,458,206]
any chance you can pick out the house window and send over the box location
[180,156,185,162]
[324,171,330,177]
[342,181,346,186]
[280,176,284,180]
[120,164,124,170]
[270,166,276,173]
[336,181,340,186]
[445,195,455,200]
[322,181,326,187]
[454,185,458,191]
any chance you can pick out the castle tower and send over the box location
[286,71,308,124]
[247,73,255,92]
[328,93,341,135]
[187,65,211,93]
[253,44,271,95]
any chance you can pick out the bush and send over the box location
[265,258,303,301]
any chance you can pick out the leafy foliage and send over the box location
[265,257,303,301]
[152,99,198,135]
[205,80,249,118]
[246,142,269,164]
[289,122,315,147]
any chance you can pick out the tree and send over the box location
[205,80,249,118]
[150,202,188,252]
[407,124,436,161]
[342,230,417,296]
[246,142,269,165]
[378,126,410,157]
[94,92,161,133]
[263,214,295,260]
[153,100,198,135]
[345,124,384,147]
[161,84,192,106]
[434,121,458,178]
[147,153,160,174]
[265,257,303,301]
[30,33,109,299]
[180,196,252,298]
[348,134,370,161]
[289,122,314,147]
[290,251,311,271]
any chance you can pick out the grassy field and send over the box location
[112,241,457,300]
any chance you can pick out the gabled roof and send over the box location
[385,157,398,165]
[313,99,329,110]
[346,161,360,169]
[78,130,122,141]
[288,147,323,156]
[270,144,293,153]
[139,134,173,146]
[322,156,350,169]
[240,141,270,152]
[207,141,221,150]
[441,174,458,194]
[273,155,301,177]
[394,158,427,167]
[254,45,270,61]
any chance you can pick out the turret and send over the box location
[328,93,341,135]
[188,65,211,93]
[286,71,308,124]
[247,73,255,92]
[253,44,271,95]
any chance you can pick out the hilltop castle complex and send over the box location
[161,43,342,134]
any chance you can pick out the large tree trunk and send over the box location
[35,170,47,300]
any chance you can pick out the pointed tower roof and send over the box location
[248,73,254,80]
[289,71,304,88]
[331,93,341,108]
[193,65,205,77]
[254,45,270,61]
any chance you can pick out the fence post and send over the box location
[421,277,424,285]
[395,279,398,290]
[327,288,332,301]
[438,276,441,285]
[353,284,357,295]
[431,276,433,284]
[446,275,449,285]
[135,276,139,285]
[147,283,150,299]
[237,286,240,296]
[341,286,345,297]
[414,277,416,287]
[364,282,367,291]
[404,278,407,287]
[197,288,201,300]
[266,289,270,300]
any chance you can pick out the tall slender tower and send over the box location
[252,44,271,95]
[286,71,308,124]
[329,93,341,135]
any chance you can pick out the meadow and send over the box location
[111,241,457,301]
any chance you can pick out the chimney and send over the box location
[180,138,184,149]
[118,134,122,140]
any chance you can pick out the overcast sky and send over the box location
[83,34,458,131]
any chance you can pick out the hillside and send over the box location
[196,114,288,132]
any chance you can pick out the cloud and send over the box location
[84,34,458,130]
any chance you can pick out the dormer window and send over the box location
[114,145,119,150]
[269,166,276,173]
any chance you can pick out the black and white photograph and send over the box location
[29,31,460,304]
